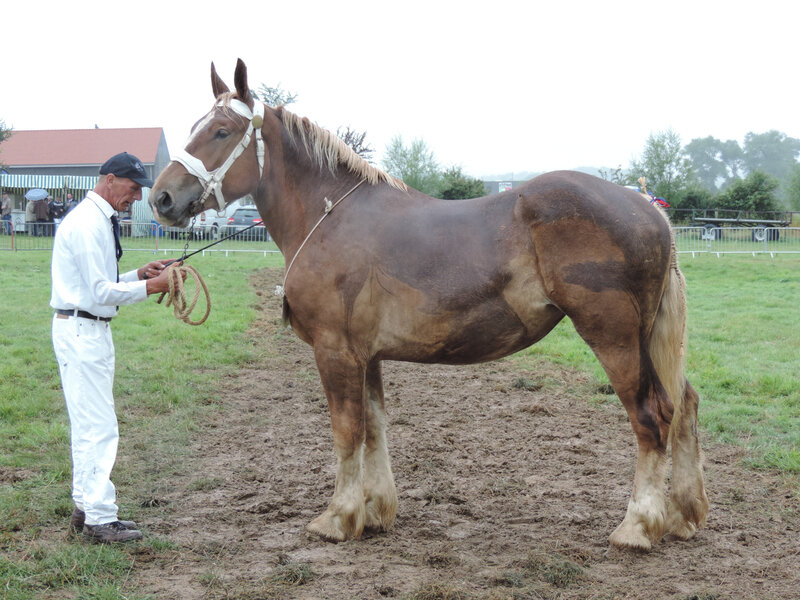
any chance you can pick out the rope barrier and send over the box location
[157,263,211,326]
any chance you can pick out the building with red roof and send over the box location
[0,128,170,230]
[0,127,169,180]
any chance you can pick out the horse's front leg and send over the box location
[363,360,397,531]
[307,344,367,542]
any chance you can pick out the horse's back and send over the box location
[294,170,673,364]
[517,170,670,247]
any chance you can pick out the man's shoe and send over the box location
[83,521,143,543]
[69,509,137,534]
[69,508,85,534]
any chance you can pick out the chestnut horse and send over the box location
[150,60,708,550]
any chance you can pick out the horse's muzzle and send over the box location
[152,190,176,223]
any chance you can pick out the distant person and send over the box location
[25,197,36,235]
[1,192,11,234]
[51,152,184,544]
[34,196,51,236]
[65,192,78,213]
[50,195,67,232]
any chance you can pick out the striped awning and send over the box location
[1,173,152,233]
[0,173,99,191]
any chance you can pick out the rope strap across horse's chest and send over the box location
[274,180,364,299]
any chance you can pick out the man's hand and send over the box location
[139,259,177,281]
[144,261,186,295]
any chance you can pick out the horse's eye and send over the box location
[214,129,230,140]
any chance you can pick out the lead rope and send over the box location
[156,215,210,326]
[274,180,364,298]
[152,218,267,325]
[157,263,211,325]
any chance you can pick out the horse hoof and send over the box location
[364,498,397,532]
[609,521,652,551]
[665,506,699,540]
[307,505,365,542]
[307,514,347,542]
[364,512,394,533]
[666,519,697,540]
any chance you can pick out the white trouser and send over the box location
[52,314,119,525]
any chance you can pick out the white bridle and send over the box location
[171,99,265,212]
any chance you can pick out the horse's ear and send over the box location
[211,62,230,98]
[233,58,253,106]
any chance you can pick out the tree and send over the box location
[598,165,634,186]
[0,120,11,144]
[715,171,780,212]
[336,126,374,162]
[783,164,800,211]
[684,136,744,192]
[742,130,800,183]
[436,166,486,199]
[381,136,442,195]
[629,129,693,205]
[0,119,12,169]
[250,83,297,107]
[672,184,714,211]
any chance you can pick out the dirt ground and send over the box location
[132,267,798,600]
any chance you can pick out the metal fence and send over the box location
[0,220,281,256]
[673,227,800,256]
[3,222,800,257]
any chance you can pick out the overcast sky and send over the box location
[3,1,797,178]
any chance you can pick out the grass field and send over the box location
[0,249,798,599]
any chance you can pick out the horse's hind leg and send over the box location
[569,303,671,550]
[666,380,708,539]
[307,343,367,542]
[363,361,398,531]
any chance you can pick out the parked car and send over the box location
[201,200,244,239]
[162,200,244,240]
[225,207,270,241]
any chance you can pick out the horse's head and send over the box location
[150,59,265,226]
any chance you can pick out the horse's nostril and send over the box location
[157,191,173,213]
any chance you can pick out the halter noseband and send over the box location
[172,99,265,212]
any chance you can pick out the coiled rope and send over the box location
[157,263,211,325]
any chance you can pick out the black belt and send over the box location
[55,308,113,322]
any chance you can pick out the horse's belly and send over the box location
[371,286,564,365]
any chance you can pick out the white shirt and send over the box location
[50,191,147,318]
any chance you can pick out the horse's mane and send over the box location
[216,93,404,190]
[278,107,406,190]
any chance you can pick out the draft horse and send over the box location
[150,59,708,550]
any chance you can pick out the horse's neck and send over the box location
[256,109,397,259]
[258,161,362,260]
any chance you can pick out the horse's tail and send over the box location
[649,231,688,431]
[650,225,709,535]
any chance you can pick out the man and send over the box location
[49,195,67,232]
[34,196,51,236]
[1,191,11,234]
[25,195,36,235]
[51,152,181,544]
[65,192,78,213]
